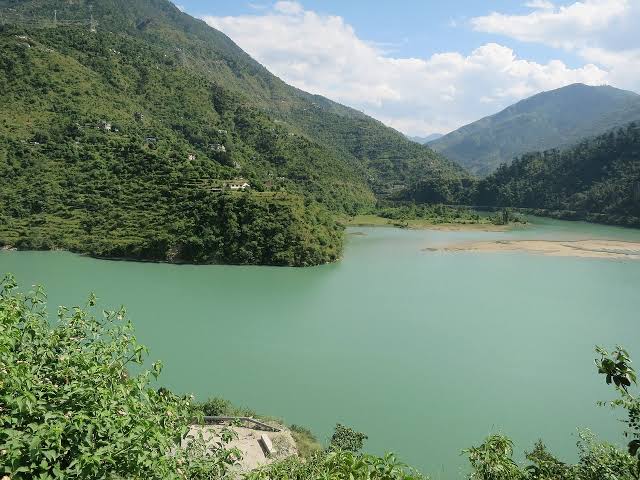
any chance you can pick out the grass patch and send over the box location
[290,424,323,459]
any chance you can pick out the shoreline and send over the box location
[0,245,340,268]
[344,214,516,232]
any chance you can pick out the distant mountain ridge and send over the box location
[402,122,640,227]
[475,122,640,226]
[429,84,640,175]
[408,133,443,144]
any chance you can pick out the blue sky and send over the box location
[173,1,640,135]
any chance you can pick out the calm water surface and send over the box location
[2,217,640,479]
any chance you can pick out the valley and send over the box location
[1,1,640,479]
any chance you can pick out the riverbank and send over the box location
[428,239,640,260]
[343,214,515,231]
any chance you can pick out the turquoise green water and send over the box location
[2,217,640,479]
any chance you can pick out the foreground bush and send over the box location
[0,276,234,479]
[463,345,640,480]
[245,450,426,480]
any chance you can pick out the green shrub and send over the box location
[245,450,426,480]
[0,276,233,479]
[464,434,524,480]
[329,423,368,453]
[195,396,258,418]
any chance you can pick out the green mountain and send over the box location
[0,0,463,265]
[475,123,640,226]
[430,83,640,175]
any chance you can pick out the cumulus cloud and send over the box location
[471,0,640,91]
[202,3,611,135]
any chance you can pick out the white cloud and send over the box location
[202,3,611,135]
[274,1,304,15]
[471,0,640,91]
[524,0,555,9]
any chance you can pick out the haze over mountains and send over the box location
[408,134,443,144]
[430,84,640,176]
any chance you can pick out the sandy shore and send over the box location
[427,239,640,260]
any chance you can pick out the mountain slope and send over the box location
[0,27,353,265]
[0,0,469,265]
[430,84,640,175]
[475,123,640,226]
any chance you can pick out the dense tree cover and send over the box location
[475,123,640,227]
[397,176,477,205]
[173,193,344,266]
[430,83,640,175]
[0,0,472,264]
[401,123,640,228]
[375,202,489,224]
[0,24,360,265]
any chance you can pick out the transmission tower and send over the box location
[89,5,96,32]
[54,9,57,27]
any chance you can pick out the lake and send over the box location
[2,216,640,479]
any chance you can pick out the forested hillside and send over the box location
[400,124,640,227]
[0,0,462,191]
[430,84,640,175]
[475,124,640,226]
[0,0,465,265]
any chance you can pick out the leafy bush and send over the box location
[524,441,572,479]
[464,434,524,480]
[596,346,640,477]
[195,397,258,419]
[245,450,426,480]
[463,346,640,480]
[329,424,368,453]
[0,276,233,479]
